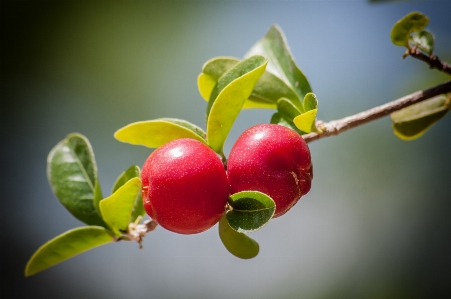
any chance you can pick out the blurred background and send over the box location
[1,1,451,298]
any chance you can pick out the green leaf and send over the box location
[277,97,302,121]
[202,56,240,80]
[130,192,145,223]
[289,93,319,133]
[206,56,268,153]
[115,118,207,148]
[390,12,429,47]
[218,215,259,259]
[270,112,302,134]
[294,109,318,133]
[226,191,276,233]
[199,57,302,110]
[391,95,450,140]
[100,177,141,235]
[112,165,145,222]
[25,226,113,276]
[198,73,218,101]
[112,165,140,193]
[93,179,103,216]
[303,92,318,112]
[198,57,240,101]
[47,133,106,227]
[206,56,268,116]
[409,30,434,55]
[245,25,312,100]
[247,71,302,110]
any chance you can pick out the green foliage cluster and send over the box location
[25,12,450,276]
[26,134,144,276]
[390,12,450,139]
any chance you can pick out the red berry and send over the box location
[141,138,229,234]
[227,124,312,218]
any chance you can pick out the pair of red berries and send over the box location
[141,124,313,234]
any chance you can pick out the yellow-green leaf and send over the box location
[218,215,259,259]
[199,56,300,110]
[198,57,240,101]
[25,226,113,277]
[112,165,144,222]
[270,112,300,133]
[198,73,217,101]
[115,118,207,148]
[391,95,450,140]
[294,109,318,133]
[202,56,240,80]
[206,56,268,153]
[100,177,141,235]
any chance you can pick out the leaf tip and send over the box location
[24,261,33,277]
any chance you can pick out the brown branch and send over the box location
[407,47,451,76]
[303,80,451,144]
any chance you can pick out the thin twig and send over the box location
[303,80,451,144]
[407,47,451,76]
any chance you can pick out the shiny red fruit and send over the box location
[141,138,229,234]
[227,124,313,218]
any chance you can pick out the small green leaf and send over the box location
[294,93,319,133]
[270,112,301,133]
[391,95,450,140]
[206,56,268,153]
[409,30,434,55]
[303,92,318,112]
[294,109,318,133]
[47,133,106,227]
[226,191,275,233]
[277,97,302,121]
[198,57,240,101]
[391,12,429,47]
[25,226,113,276]
[218,215,259,259]
[115,118,207,148]
[112,165,145,222]
[247,71,302,110]
[112,165,140,193]
[245,25,312,100]
[100,177,141,235]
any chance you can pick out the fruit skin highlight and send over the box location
[227,124,313,218]
[141,138,229,234]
